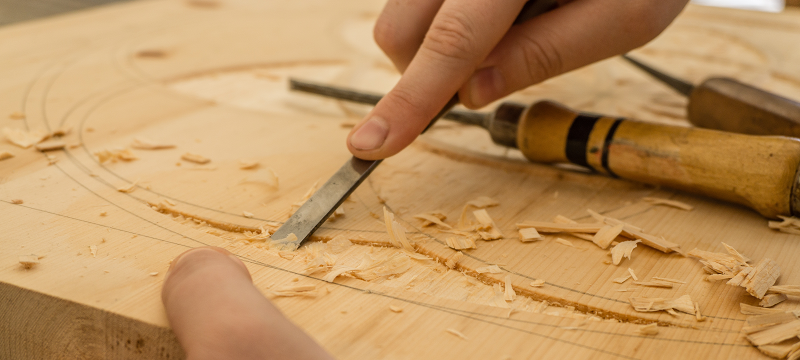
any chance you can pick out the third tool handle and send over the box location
[517,101,800,218]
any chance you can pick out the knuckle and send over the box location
[373,17,404,59]
[422,12,478,62]
[518,33,564,83]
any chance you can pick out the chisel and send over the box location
[282,79,800,229]
[622,54,800,137]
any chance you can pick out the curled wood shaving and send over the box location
[613,275,631,284]
[326,235,353,254]
[504,274,516,301]
[35,139,65,152]
[445,328,469,340]
[610,240,640,265]
[445,251,463,269]
[637,323,659,336]
[629,294,694,315]
[352,253,414,281]
[3,127,48,148]
[518,227,541,242]
[642,197,694,211]
[95,148,138,163]
[181,152,210,164]
[0,151,13,161]
[445,236,476,250]
[271,233,298,251]
[413,212,452,229]
[475,265,503,274]
[628,268,639,281]
[383,207,415,253]
[530,279,545,287]
[689,243,780,299]
[760,293,788,308]
[18,255,40,269]
[131,138,175,150]
[633,280,673,288]
[457,196,499,228]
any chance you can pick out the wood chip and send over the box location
[694,302,705,322]
[181,152,210,164]
[516,221,602,233]
[445,328,469,340]
[389,305,403,313]
[383,207,415,253]
[149,272,159,276]
[131,138,175,150]
[475,265,503,274]
[504,274,516,301]
[10,199,23,205]
[457,196,499,228]
[414,212,452,229]
[238,159,260,169]
[518,227,542,242]
[472,209,503,240]
[270,284,325,298]
[89,245,98,258]
[242,211,254,218]
[3,127,48,148]
[529,279,545,287]
[95,148,138,163]
[741,303,792,315]
[0,151,13,161]
[638,323,659,336]
[629,295,694,315]
[18,255,40,269]
[628,268,639,281]
[445,236,476,250]
[758,341,800,360]
[245,168,279,188]
[613,274,631,284]
[445,251,463,269]
[610,240,640,265]
[33,139,65,151]
[326,235,353,254]
[552,215,595,241]
[690,243,780,299]
[760,293,788,308]
[9,111,25,119]
[117,182,137,193]
[555,238,576,248]
[746,319,800,346]
[652,277,687,284]
[592,224,624,249]
[642,197,694,211]
[633,280,674,288]
[769,285,800,297]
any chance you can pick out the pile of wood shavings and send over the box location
[689,243,781,299]
[743,311,800,359]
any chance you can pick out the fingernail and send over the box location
[468,67,504,108]
[350,116,389,151]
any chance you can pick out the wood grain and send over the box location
[2,1,800,359]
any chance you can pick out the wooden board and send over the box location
[2,0,800,358]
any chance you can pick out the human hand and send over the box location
[162,247,333,360]
[346,0,689,160]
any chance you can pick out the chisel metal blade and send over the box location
[622,54,695,97]
[271,93,460,249]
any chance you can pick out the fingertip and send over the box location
[163,247,251,302]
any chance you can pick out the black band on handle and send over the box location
[601,119,623,177]
[565,115,600,169]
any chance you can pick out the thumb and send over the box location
[347,0,527,160]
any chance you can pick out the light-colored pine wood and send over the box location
[2,1,800,359]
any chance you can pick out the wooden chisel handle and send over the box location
[689,78,800,137]
[516,101,800,218]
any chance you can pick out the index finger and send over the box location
[347,0,528,160]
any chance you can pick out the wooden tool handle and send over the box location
[517,101,800,218]
[688,78,800,137]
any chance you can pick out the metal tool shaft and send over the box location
[622,54,695,96]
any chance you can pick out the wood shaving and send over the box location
[242,211,254,218]
[587,209,680,253]
[768,216,800,235]
[689,243,780,299]
[99,211,107,216]
[95,148,138,163]
[518,227,541,242]
[472,209,503,240]
[629,295,694,315]
[741,303,795,316]
[475,265,503,274]
[633,280,674,288]
[628,268,639,281]
[637,323,659,335]
[504,274,516,301]
[149,272,159,276]
[383,207,415,253]
[746,319,800,347]
[352,253,414,281]
[457,196,499,228]
[445,251,463,269]
[610,240,640,265]
[270,284,326,298]
[652,277,687,284]
[613,275,631,284]
[245,168,279,188]
[694,302,705,322]
[413,212,452,229]
[642,197,694,211]
[11,199,23,205]
[9,111,25,119]
[529,279,545,287]
[271,233,298,251]
[117,181,137,193]
[552,215,594,241]
[757,340,800,360]
[3,127,48,148]
[130,138,175,150]
[89,245,98,258]
[517,221,602,234]
[238,159,260,169]
[35,139,65,151]
[181,152,210,164]
[760,294,788,308]
[555,238,576,248]
[445,328,469,340]
[769,285,800,297]
[326,235,353,254]
[389,305,403,313]
[327,206,345,222]
[18,255,40,269]
[0,151,13,161]
[278,251,295,260]
[592,224,624,249]
[445,236,476,250]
